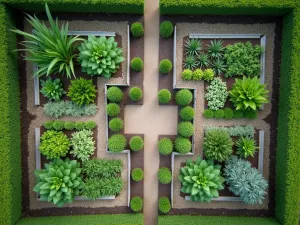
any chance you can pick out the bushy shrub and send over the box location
[203,109,214,118]
[185,38,202,56]
[70,129,95,162]
[108,134,127,152]
[33,158,84,207]
[236,137,258,158]
[158,89,172,104]
[179,106,194,121]
[174,136,191,154]
[233,110,244,119]
[39,130,70,159]
[214,109,224,119]
[178,122,194,138]
[85,121,97,130]
[202,68,215,81]
[160,21,174,38]
[131,57,144,72]
[205,77,228,110]
[106,103,120,117]
[79,36,124,78]
[131,22,144,37]
[43,120,54,130]
[192,69,203,81]
[179,157,224,202]
[159,59,172,74]
[64,121,75,130]
[129,87,143,101]
[158,138,173,155]
[158,197,171,213]
[203,129,233,162]
[158,167,172,184]
[131,168,144,182]
[75,121,85,131]
[130,196,143,212]
[109,117,124,132]
[224,108,234,119]
[40,78,66,101]
[52,120,65,131]
[107,86,123,103]
[175,89,193,106]
[243,110,258,119]
[181,69,193,80]
[224,156,268,205]
[67,78,97,106]
[130,136,144,151]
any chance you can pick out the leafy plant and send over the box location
[129,87,143,101]
[233,110,244,119]
[159,197,171,213]
[192,69,203,81]
[224,108,234,119]
[236,137,258,158]
[109,117,124,132]
[202,68,214,81]
[179,157,224,202]
[158,167,172,184]
[224,156,268,205]
[107,86,123,103]
[181,69,193,80]
[52,120,65,131]
[214,109,224,119]
[178,122,194,138]
[74,121,85,131]
[64,121,75,130]
[108,134,127,152]
[183,55,197,70]
[205,125,255,138]
[43,120,54,130]
[179,106,194,121]
[159,59,173,74]
[85,121,97,130]
[130,196,143,212]
[130,22,144,37]
[203,129,233,162]
[229,76,268,111]
[197,53,209,68]
[70,129,95,162]
[158,89,172,104]
[40,78,66,101]
[243,110,258,119]
[39,130,70,159]
[130,136,144,151]
[174,136,191,154]
[33,158,84,207]
[12,4,82,78]
[185,38,202,56]
[79,35,124,78]
[158,138,173,155]
[203,109,214,118]
[160,21,174,38]
[131,57,144,72]
[106,103,120,117]
[131,168,144,182]
[206,40,225,59]
[176,89,193,106]
[210,58,227,75]
[205,77,228,110]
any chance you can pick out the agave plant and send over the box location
[179,157,224,202]
[197,53,209,68]
[183,55,198,70]
[11,4,82,78]
[207,40,225,59]
[229,76,268,111]
[236,137,258,158]
[185,38,202,56]
[210,58,227,75]
[40,78,66,101]
[33,158,84,207]
[78,36,125,78]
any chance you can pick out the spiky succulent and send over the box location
[207,40,225,59]
[210,58,227,75]
[236,137,258,158]
[33,158,84,207]
[229,76,268,111]
[179,157,224,202]
[185,38,202,56]
[40,78,66,101]
[197,53,209,68]
[183,55,198,70]
[79,36,125,78]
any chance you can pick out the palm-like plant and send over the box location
[197,53,209,68]
[183,55,198,70]
[207,40,225,59]
[236,137,258,158]
[185,38,202,56]
[11,4,83,78]
[210,58,227,75]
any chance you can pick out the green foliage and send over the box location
[236,137,258,158]
[159,59,173,74]
[192,69,203,81]
[243,110,257,119]
[108,134,127,152]
[203,109,214,118]
[130,136,144,151]
[43,120,54,130]
[205,125,255,138]
[181,69,193,80]
[79,35,124,78]
[74,121,85,131]
[131,168,144,182]
[70,129,95,162]
[158,138,173,155]
[179,157,224,202]
[202,68,214,81]
[178,121,194,138]
[130,22,144,37]
[158,167,172,184]
[174,136,191,154]
[64,121,75,130]
[224,42,263,77]
[130,196,143,212]
[197,53,209,68]
[224,156,268,205]
[205,77,228,110]
[84,121,97,130]
[224,108,234,119]
[52,120,65,131]
[129,87,143,101]
[33,158,84,207]
[160,21,174,38]
[131,57,144,72]
[106,103,120,117]
[39,130,70,159]
[207,40,224,59]
[233,110,244,119]
[158,89,172,104]
[109,117,124,132]
[107,86,123,103]
[40,78,66,101]
[44,120,96,131]
[175,89,193,106]
[229,76,268,111]
[210,58,227,75]
[203,129,233,162]
[185,38,202,56]
[183,55,197,70]
[179,106,194,121]
[158,197,171,214]
[214,109,224,119]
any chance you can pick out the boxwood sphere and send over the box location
[131,168,144,182]
[107,86,123,103]
[178,122,194,138]
[106,103,121,117]
[175,89,193,106]
[158,89,171,104]
[160,21,174,38]
[214,109,224,119]
[129,87,143,102]
[174,136,191,154]
[159,59,172,74]
[203,109,214,118]
[109,117,124,132]
[179,106,194,121]
[224,108,234,120]
[158,167,172,184]
[131,57,144,72]
[130,136,144,151]
[233,110,244,119]
[159,197,171,213]
[130,22,144,37]
[130,196,143,212]
[158,138,173,155]
[108,134,127,152]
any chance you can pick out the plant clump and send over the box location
[214,109,224,119]
[74,121,85,131]
[131,168,144,182]
[130,136,144,151]
[203,109,214,118]
[202,68,215,81]
[107,86,123,103]
[159,59,173,74]
[158,138,173,155]
[236,137,258,158]
[129,87,143,102]
[109,117,124,132]
[130,196,143,212]
[192,69,203,81]
[224,108,234,119]
[106,103,120,117]
[130,22,144,37]
[158,167,172,184]
[40,78,66,101]
[108,134,127,152]
[158,197,171,213]
[70,129,95,162]
[233,110,244,119]
[160,21,174,38]
[179,106,194,121]
[131,57,144,72]
[205,77,228,110]
[158,89,172,104]
[178,121,194,138]
[181,69,193,80]
[174,136,191,154]
[175,89,193,106]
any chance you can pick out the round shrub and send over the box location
[108,134,127,152]
[107,86,123,103]
[243,110,257,119]
[214,109,224,119]
[233,110,244,119]
[159,59,172,74]
[64,121,75,130]
[130,136,144,151]
[179,106,194,121]
[160,21,174,38]
[131,57,144,72]
[130,196,143,212]
[158,138,173,155]
[224,108,234,120]
[158,167,172,184]
[52,120,65,131]
[85,121,97,130]
[174,136,191,154]
[178,122,194,138]
[109,117,124,132]
[158,89,171,104]
[159,197,171,213]
[181,69,193,80]
[192,69,204,81]
[129,87,143,102]
[43,120,54,130]
[203,109,214,118]
[106,103,121,117]
[203,68,215,81]
[75,121,85,131]
[131,168,144,182]
[131,22,144,37]
[175,89,193,106]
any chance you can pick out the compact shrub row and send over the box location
[44,120,97,131]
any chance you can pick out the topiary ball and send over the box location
[64,121,75,130]
[178,122,194,138]
[43,120,54,130]
[52,120,65,131]
[131,168,144,182]
[181,69,193,80]
[130,136,144,151]
[179,106,194,121]
[130,196,143,212]
[129,87,143,102]
[131,57,144,72]
[107,86,123,103]
[203,109,214,118]
[85,121,97,130]
[192,69,204,81]
[108,134,127,152]
[159,197,171,213]
[106,103,121,117]
[160,21,174,38]
[74,121,85,131]
[214,109,225,119]
[233,110,244,119]
[158,89,172,104]
[174,136,191,154]
[243,110,257,119]
[158,138,173,155]
[175,89,193,106]
[109,117,124,132]
[159,59,172,74]
[224,108,234,120]
[131,22,144,37]
[158,167,172,184]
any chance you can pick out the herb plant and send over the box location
[158,167,172,184]
[70,129,95,162]
[205,77,228,110]
[202,68,214,81]
[192,69,203,81]
[159,59,173,74]
[174,136,191,154]
[158,138,173,155]
[40,78,66,101]
[205,125,255,138]
[159,197,171,213]
[158,89,171,104]
[52,120,65,131]
[210,58,227,75]
[160,21,174,38]
[197,53,209,68]
[214,109,225,119]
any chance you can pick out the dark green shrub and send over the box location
[131,168,144,182]
[108,134,127,152]
[192,69,203,81]
[181,69,193,80]
[158,167,172,184]
[207,39,225,59]
[224,108,234,119]
[64,121,75,130]
[211,58,227,75]
[203,109,214,118]
[175,89,193,106]
[158,89,172,104]
[85,121,97,130]
[130,22,144,37]
[197,53,209,68]
[130,136,144,151]
[40,78,66,101]
[159,59,172,74]
[43,120,54,130]
[214,109,224,119]
[233,110,244,119]
[243,110,257,119]
[158,138,173,155]
[160,21,174,38]
[130,196,143,212]
[159,197,171,213]
[106,103,121,117]
[131,57,144,72]
[75,121,85,130]
[183,55,198,70]
[109,117,124,132]
[179,106,194,121]
[174,136,191,154]
[178,122,194,138]
[129,87,143,101]
[107,86,123,103]
[52,120,65,131]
